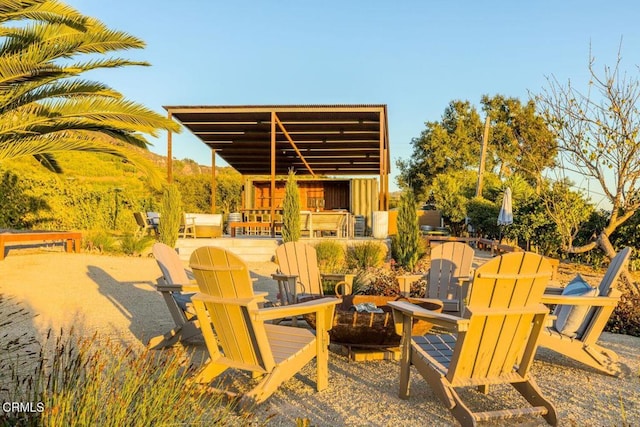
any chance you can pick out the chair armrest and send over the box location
[544,287,564,295]
[271,273,297,281]
[156,283,199,293]
[541,294,619,306]
[191,292,267,306]
[255,297,340,321]
[388,301,469,332]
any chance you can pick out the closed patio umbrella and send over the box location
[497,187,513,242]
[497,187,513,226]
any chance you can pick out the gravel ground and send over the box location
[0,249,638,426]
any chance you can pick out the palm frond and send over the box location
[66,58,150,73]
[10,80,120,106]
[0,133,163,188]
[0,0,87,30]
[39,98,182,135]
[32,151,61,172]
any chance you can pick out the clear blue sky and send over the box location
[67,0,640,198]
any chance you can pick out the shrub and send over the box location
[353,267,425,298]
[119,234,154,257]
[391,190,423,271]
[1,331,234,426]
[346,241,386,270]
[607,291,640,337]
[84,230,118,253]
[314,241,346,274]
[282,170,300,242]
[158,184,182,248]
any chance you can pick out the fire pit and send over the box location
[300,294,443,347]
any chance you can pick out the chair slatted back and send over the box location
[578,247,631,341]
[153,243,190,285]
[134,212,148,228]
[190,247,275,371]
[276,242,323,296]
[448,252,551,386]
[427,242,474,301]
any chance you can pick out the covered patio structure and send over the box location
[163,105,391,232]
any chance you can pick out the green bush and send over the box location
[158,184,182,248]
[314,241,346,274]
[119,234,154,257]
[1,331,234,426]
[346,241,386,270]
[84,230,118,253]
[282,170,301,242]
[391,190,423,271]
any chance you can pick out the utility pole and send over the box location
[475,115,490,197]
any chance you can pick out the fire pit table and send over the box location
[300,294,443,348]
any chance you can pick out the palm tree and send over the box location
[0,0,180,180]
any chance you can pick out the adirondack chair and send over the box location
[133,211,158,238]
[189,246,339,408]
[389,252,557,427]
[148,242,200,349]
[426,241,474,316]
[272,241,353,305]
[539,247,631,375]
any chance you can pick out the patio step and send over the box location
[176,237,280,263]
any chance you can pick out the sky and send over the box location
[66,0,640,203]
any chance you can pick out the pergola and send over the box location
[163,104,390,218]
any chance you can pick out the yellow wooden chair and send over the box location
[272,241,353,306]
[189,246,339,408]
[426,241,475,315]
[389,252,557,427]
[540,246,631,375]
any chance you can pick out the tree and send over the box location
[481,95,557,191]
[281,170,300,242]
[397,100,482,198]
[537,47,640,283]
[391,190,422,271]
[0,0,179,182]
[398,96,556,199]
[158,184,181,248]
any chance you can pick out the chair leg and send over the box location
[512,379,558,426]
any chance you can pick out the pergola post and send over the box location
[379,110,387,210]
[167,111,173,183]
[270,111,276,227]
[211,149,216,213]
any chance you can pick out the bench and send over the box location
[182,213,222,238]
[0,231,82,260]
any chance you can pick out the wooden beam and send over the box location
[271,111,276,229]
[379,110,386,210]
[274,114,316,177]
[167,111,173,183]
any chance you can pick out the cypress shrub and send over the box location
[158,183,182,247]
[391,190,422,271]
[282,170,301,242]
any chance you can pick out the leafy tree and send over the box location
[215,169,242,214]
[0,0,179,183]
[281,170,300,242]
[0,169,48,228]
[398,96,556,200]
[397,100,482,198]
[430,170,476,234]
[175,175,210,213]
[537,48,640,287]
[540,180,594,253]
[466,197,500,238]
[481,95,557,190]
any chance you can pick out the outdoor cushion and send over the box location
[554,274,598,337]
